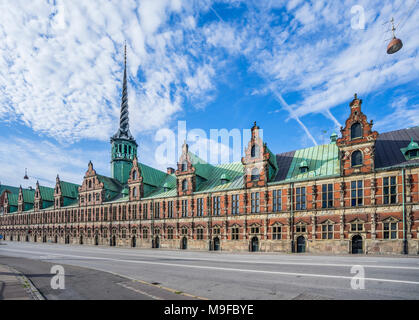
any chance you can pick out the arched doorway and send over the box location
[351,235,363,254]
[65,235,69,244]
[94,234,99,246]
[25,235,29,242]
[111,235,116,247]
[54,235,58,243]
[131,236,136,248]
[181,236,187,250]
[213,237,220,251]
[10,235,13,241]
[79,236,83,245]
[251,236,259,252]
[34,235,37,242]
[154,236,160,249]
[296,236,306,253]
[18,235,21,241]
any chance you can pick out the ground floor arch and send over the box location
[181,236,187,250]
[351,234,363,254]
[296,236,306,253]
[213,237,220,251]
[250,236,259,252]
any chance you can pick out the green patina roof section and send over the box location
[0,185,20,196]
[39,186,54,202]
[60,181,80,198]
[266,145,279,181]
[21,188,35,203]
[142,173,177,198]
[97,175,122,192]
[285,142,340,181]
[138,163,168,187]
[195,161,243,193]
[7,193,18,206]
[188,152,212,180]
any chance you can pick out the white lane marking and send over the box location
[3,244,418,270]
[117,282,162,300]
[2,248,419,286]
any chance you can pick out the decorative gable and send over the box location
[336,94,379,176]
[78,161,105,206]
[128,156,144,200]
[176,142,196,196]
[54,175,63,209]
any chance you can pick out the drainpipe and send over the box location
[402,168,407,255]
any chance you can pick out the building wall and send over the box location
[1,168,418,255]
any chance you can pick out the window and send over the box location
[181,227,188,235]
[250,226,259,234]
[112,206,117,220]
[351,180,363,207]
[251,192,260,213]
[154,202,160,218]
[121,228,127,239]
[182,179,188,192]
[231,194,239,215]
[322,224,334,239]
[143,203,148,219]
[212,196,220,215]
[132,170,137,180]
[196,228,204,240]
[167,228,174,240]
[322,184,333,208]
[197,198,204,216]
[273,190,282,212]
[383,176,397,204]
[272,225,281,240]
[213,226,221,235]
[133,187,137,197]
[351,122,362,139]
[295,187,306,210]
[351,150,363,167]
[231,227,239,240]
[104,207,108,221]
[132,204,136,219]
[167,201,173,218]
[143,228,148,239]
[122,205,126,220]
[251,145,259,158]
[251,168,260,181]
[296,224,306,233]
[351,222,363,232]
[383,221,397,239]
[182,199,188,217]
[181,162,188,172]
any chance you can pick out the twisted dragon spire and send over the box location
[112,42,135,142]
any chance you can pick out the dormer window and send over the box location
[163,182,170,192]
[182,179,188,191]
[132,170,137,180]
[251,168,260,181]
[400,138,419,160]
[351,122,362,140]
[351,150,363,167]
[251,144,259,158]
[299,160,309,173]
[181,162,188,172]
[220,173,230,184]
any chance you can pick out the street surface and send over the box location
[1,241,418,300]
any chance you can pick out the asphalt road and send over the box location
[0,241,418,300]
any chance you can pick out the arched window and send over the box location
[133,187,137,197]
[251,168,260,181]
[182,179,188,191]
[132,170,137,180]
[251,144,259,158]
[124,145,127,154]
[351,123,362,140]
[351,150,363,167]
[88,180,92,188]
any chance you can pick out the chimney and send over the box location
[167,167,175,175]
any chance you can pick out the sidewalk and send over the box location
[0,264,44,300]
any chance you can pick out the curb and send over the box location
[7,265,45,300]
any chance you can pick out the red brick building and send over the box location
[1,55,418,255]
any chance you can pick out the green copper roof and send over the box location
[284,142,339,181]
[0,185,20,196]
[195,162,243,193]
[188,152,212,180]
[38,185,54,202]
[7,193,18,206]
[60,181,80,198]
[21,188,35,203]
[97,175,122,193]
[138,163,168,187]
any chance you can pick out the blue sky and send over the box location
[0,0,418,188]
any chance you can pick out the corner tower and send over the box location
[110,44,138,184]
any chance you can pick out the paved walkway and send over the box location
[0,264,41,300]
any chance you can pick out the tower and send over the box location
[110,44,138,184]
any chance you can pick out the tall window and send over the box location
[383,221,397,239]
[351,150,363,166]
[167,201,173,218]
[295,187,306,210]
[197,198,204,216]
[122,206,126,220]
[167,228,174,239]
[273,189,282,212]
[231,227,239,240]
[383,176,397,204]
[112,206,117,220]
[231,194,239,215]
[182,179,188,192]
[272,225,281,240]
[322,184,333,208]
[143,228,148,239]
[251,145,259,158]
[104,207,108,221]
[351,221,363,232]
[212,196,220,215]
[143,203,148,219]
[182,199,188,217]
[154,202,160,218]
[351,180,363,207]
[251,192,260,213]
[351,122,362,139]
[322,224,334,239]
[181,161,188,172]
[196,228,204,240]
